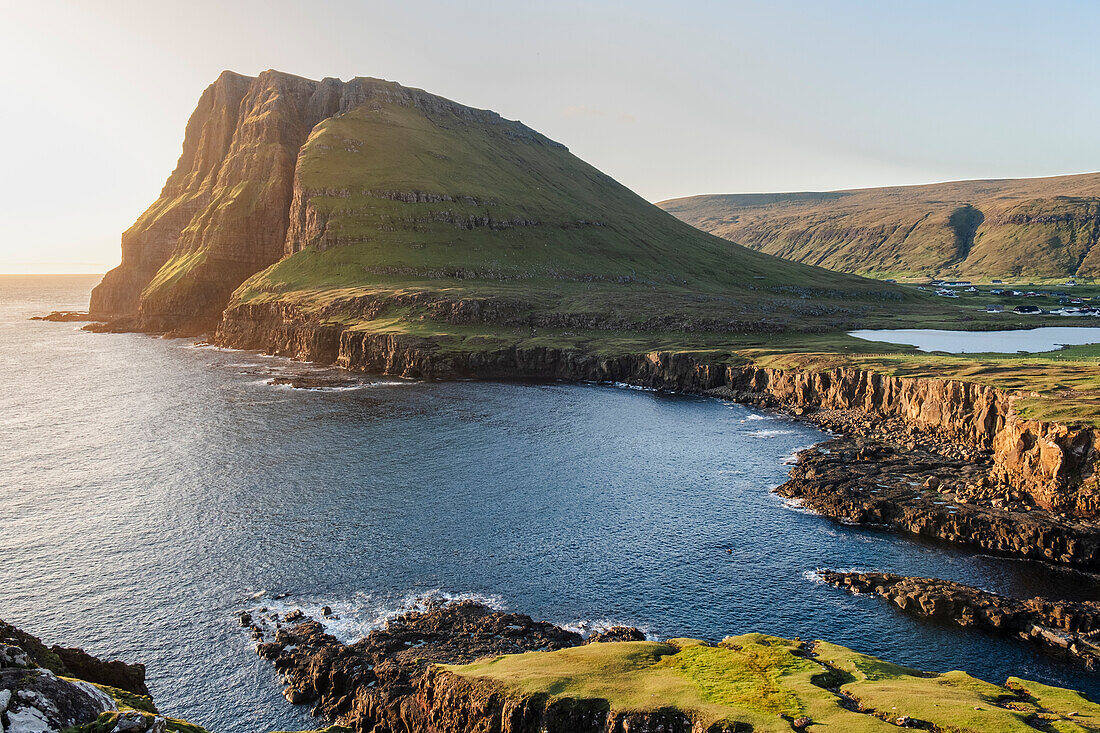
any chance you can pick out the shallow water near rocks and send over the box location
[850,326,1100,353]
[2,275,1099,733]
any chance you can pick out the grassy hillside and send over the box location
[659,173,1100,280]
[448,636,1100,732]
[229,86,963,348]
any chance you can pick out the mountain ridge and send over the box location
[659,172,1100,279]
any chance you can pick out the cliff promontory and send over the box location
[90,70,927,337]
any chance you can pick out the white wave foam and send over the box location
[558,618,655,640]
[777,495,817,516]
[244,588,506,644]
[747,428,797,438]
[611,382,657,392]
[801,569,825,585]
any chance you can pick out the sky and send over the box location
[2,0,1099,273]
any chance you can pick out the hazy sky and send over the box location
[3,0,1099,273]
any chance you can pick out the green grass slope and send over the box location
[228,84,960,350]
[449,636,1100,732]
[659,173,1100,280]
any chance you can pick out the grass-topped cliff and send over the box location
[659,174,1100,280]
[446,636,1100,732]
[91,69,964,341]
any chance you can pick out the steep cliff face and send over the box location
[216,304,1100,519]
[659,175,1100,279]
[90,71,371,333]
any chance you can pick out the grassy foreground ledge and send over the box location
[445,635,1100,732]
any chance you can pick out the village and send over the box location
[915,278,1100,316]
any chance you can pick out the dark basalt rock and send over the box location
[583,626,647,644]
[775,430,1100,568]
[821,570,1100,667]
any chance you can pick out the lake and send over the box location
[850,326,1100,353]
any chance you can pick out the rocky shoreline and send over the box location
[775,424,1100,566]
[820,570,1100,668]
[0,618,172,733]
[245,599,618,731]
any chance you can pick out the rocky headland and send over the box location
[67,67,1100,564]
[820,571,1100,668]
[245,599,1100,732]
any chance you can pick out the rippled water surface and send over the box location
[2,275,1098,732]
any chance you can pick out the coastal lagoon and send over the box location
[4,276,1099,733]
[850,326,1100,353]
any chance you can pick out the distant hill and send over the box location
[659,174,1100,280]
[90,70,926,344]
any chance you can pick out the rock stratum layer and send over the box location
[659,174,1100,279]
[249,599,1100,733]
[821,571,1100,668]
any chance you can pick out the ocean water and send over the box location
[850,326,1100,353]
[2,275,1098,733]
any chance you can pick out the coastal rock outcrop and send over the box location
[775,431,1100,566]
[821,570,1100,667]
[243,599,692,733]
[0,623,118,733]
[0,619,149,697]
[0,619,202,733]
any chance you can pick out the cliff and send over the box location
[90,70,348,332]
[89,70,565,333]
[91,69,934,336]
[658,174,1100,279]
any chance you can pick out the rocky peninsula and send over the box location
[244,598,1100,732]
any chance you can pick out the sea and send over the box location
[2,275,1097,732]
